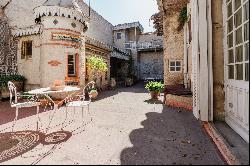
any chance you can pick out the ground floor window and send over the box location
[21,41,32,59]
[169,60,182,72]
[68,54,76,77]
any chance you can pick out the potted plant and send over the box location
[145,81,164,99]
[88,88,98,100]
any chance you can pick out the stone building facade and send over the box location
[155,0,249,143]
[1,0,164,90]
[153,0,189,86]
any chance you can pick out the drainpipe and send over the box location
[184,23,188,88]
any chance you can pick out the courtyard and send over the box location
[0,84,225,165]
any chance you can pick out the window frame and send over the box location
[67,54,76,77]
[169,60,182,73]
[116,32,122,40]
[21,40,33,60]
[225,0,249,82]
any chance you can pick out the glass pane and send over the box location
[228,65,235,79]
[170,67,175,71]
[235,8,242,28]
[228,33,234,48]
[176,61,181,66]
[170,62,175,66]
[245,43,249,61]
[235,0,242,11]
[176,67,181,71]
[68,55,75,75]
[244,1,249,21]
[236,27,243,44]
[236,64,244,80]
[246,63,249,81]
[228,49,235,63]
[228,17,234,33]
[236,45,243,62]
[244,22,249,41]
[228,2,233,17]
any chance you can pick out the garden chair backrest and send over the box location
[8,81,17,105]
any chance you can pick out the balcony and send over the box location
[124,40,163,52]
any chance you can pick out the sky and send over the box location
[83,0,159,32]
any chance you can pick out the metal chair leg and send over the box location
[87,104,92,122]
[12,108,19,132]
[61,107,68,130]
[36,106,43,131]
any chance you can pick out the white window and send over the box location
[169,60,182,72]
[68,54,76,76]
[116,32,122,40]
[21,41,32,59]
[226,0,249,81]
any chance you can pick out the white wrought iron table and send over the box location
[28,86,80,133]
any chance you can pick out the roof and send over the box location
[113,22,144,32]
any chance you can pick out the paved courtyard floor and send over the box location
[0,83,225,165]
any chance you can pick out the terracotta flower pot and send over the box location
[89,91,98,100]
[150,91,160,99]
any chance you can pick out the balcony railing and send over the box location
[124,40,163,51]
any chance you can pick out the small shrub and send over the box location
[145,81,164,93]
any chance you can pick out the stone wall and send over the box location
[138,51,163,80]
[77,0,113,46]
[163,13,184,85]
[211,0,225,121]
[0,17,17,75]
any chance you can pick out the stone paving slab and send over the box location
[0,84,225,165]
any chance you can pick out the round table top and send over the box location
[28,86,80,95]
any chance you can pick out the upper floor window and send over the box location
[226,0,249,81]
[169,60,182,72]
[116,32,122,40]
[21,41,32,59]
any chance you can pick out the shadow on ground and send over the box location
[120,106,225,165]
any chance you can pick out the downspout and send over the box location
[184,23,188,88]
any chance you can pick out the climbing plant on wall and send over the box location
[86,55,108,82]
[178,6,188,31]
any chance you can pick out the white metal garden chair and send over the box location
[62,81,95,129]
[8,81,42,132]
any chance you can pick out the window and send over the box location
[68,54,76,76]
[226,0,249,81]
[116,32,122,40]
[21,41,32,59]
[169,60,182,72]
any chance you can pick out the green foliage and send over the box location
[0,75,26,89]
[87,55,108,73]
[178,7,188,31]
[145,81,164,93]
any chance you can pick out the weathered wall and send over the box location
[0,16,17,75]
[17,35,41,90]
[77,0,113,46]
[212,0,225,121]
[2,0,46,29]
[138,51,163,80]
[163,13,184,85]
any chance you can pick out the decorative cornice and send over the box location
[33,5,89,32]
[11,25,41,37]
